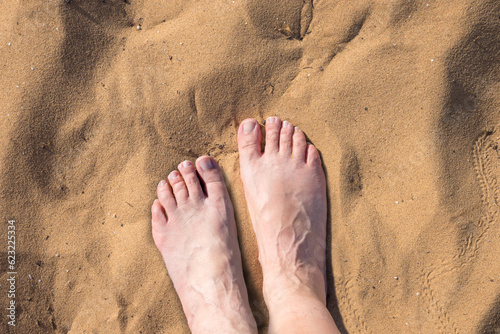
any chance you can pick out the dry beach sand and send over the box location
[1,0,499,333]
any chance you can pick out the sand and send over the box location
[0,0,499,333]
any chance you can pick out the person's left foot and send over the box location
[151,156,257,334]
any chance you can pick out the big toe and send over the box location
[237,118,262,162]
[196,156,229,201]
[306,143,322,168]
[151,199,168,248]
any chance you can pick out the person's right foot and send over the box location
[237,117,338,333]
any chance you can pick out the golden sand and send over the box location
[0,0,499,332]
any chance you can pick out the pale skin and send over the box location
[151,117,340,333]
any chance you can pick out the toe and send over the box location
[306,144,322,167]
[279,120,294,156]
[157,179,177,212]
[264,116,281,154]
[168,170,189,203]
[151,199,168,246]
[238,119,262,161]
[178,160,204,200]
[292,127,307,162]
[196,156,229,201]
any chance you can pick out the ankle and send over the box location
[189,306,257,334]
[263,271,326,311]
[262,262,327,300]
[263,273,339,334]
[266,293,335,334]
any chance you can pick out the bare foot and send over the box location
[151,156,257,334]
[237,117,339,333]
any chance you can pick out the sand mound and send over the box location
[1,0,499,332]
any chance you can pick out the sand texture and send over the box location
[1,0,499,333]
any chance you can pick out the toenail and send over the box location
[294,126,300,132]
[199,157,215,170]
[158,180,167,187]
[169,171,180,178]
[182,160,192,168]
[283,121,290,128]
[243,121,256,133]
[267,116,276,123]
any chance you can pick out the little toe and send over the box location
[306,144,322,167]
[237,119,262,162]
[292,127,307,162]
[157,179,177,212]
[151,199,168,246]
[279,120,294,156]
[196,156,228,201]
[168,170,189,203]
[264,116,281,155]
[178,160,204,200]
